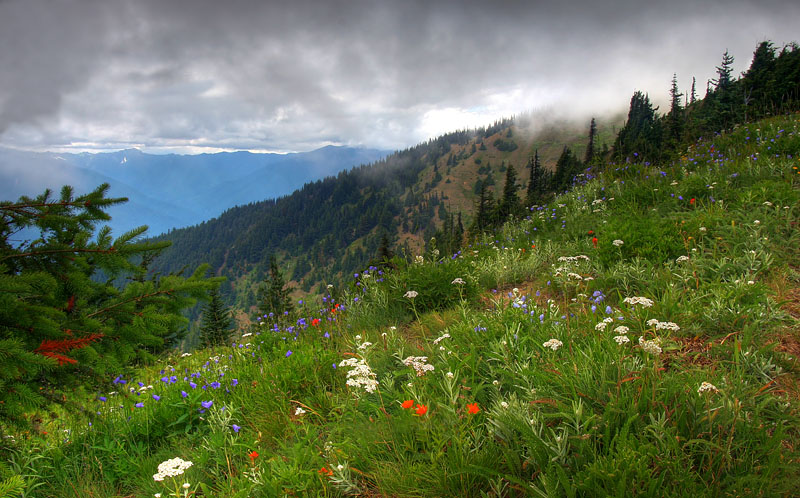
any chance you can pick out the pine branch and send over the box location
[85,289,175,319]
[0,247,117,262]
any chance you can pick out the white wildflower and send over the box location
[638,336,662,355]
[763,201,773,206]
[614,335,631,345]
[339,358,379,394]
[446,372,454,378]
[603,317,614,324]
[614,325,629,335]
[404,290,419,299]
[451,278,466,285]
[595,322,608,331]
[357,341,373,351]
[403,356,435,377]
[676,255,690,263]
[153,457,193,482]
[655,321,680,332]
[500,401,509,409]
[612,239,624,247]
[182,483,191,489]
[699,227,707,232]
[698,382,719,395]
[433,333,451,345]
[542,338,563,351]
[623,296,654,308]
[295,406,307,416]
[180,352,192,357]
[753,220,760,225]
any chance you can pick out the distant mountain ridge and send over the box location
[0,145,389,236]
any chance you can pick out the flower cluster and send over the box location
[153,457,193,482]
[404,290,419,299]
[698,381,719,395]
[339,358,379,394]
[542,338,563,351]
[623,296,654,308]
[432,333,450,345]
[646,319,680,332]
[595,317,614,331]
[403,356,435,376]
[612,239,624,247]
[638,336,662,355]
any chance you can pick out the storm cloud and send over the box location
[1,0,797,153]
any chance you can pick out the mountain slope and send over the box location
[0,146,388,236]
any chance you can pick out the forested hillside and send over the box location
[150,41,800,323]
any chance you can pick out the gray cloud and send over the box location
[1,0,798,153]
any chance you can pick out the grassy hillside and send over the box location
[6,113,799,497]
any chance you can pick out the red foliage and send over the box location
[34,333,104,366]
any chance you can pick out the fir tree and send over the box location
[497,163,520,221]
[470,181,495,234]
[584,118,597,163]
[258,255,294,319]
[666,73,684,146]
[525,150,546,207]
[198,287,234,347]
[0,184,219,429]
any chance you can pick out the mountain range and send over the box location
[0,145,388,236]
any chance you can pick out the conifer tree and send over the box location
[666,73,684,145]
[258,255,294,319]
[497,163,520,221]
[584,118,597,163]
[470,181,495,235]
[525,150,546,207]
[0,184,219,429]
[198,286,234,347]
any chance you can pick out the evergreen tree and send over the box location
[497,163,520,221]
[666,73,684,146]
[613,91,663,162]
[584,118,597,163]
[690,76,697,104]
[551,146,583,192]
[199,286,234,347]
[0,184,218,429]
[470,181,495,234]
[525,150,546,207]
[258,255,294,319]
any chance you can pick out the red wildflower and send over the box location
[319,466,333,476]
[588,230,594,235]
[466,402,480,415]
[311,318,321,327]
[414,404,428,416]
[401,399,414,409]
[249,451,259,463]
[592,237,598,248]
[690,198,696,205]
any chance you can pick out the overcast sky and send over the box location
[0,0,797,154]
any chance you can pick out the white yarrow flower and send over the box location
[624,296,654,308]
[698,382,719,395]
[612,239,624,247]
[638,336,662,355]
[614,325,629,335]
[614,335,630,345]
[542,338,563,351]
[451,278,466,285]
[404,290,419,299]
[295,406,307,416]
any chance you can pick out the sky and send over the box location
[0,0,798,155]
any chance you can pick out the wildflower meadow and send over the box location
[1,114,799,497]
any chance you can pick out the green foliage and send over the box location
[257,255,294,320]
[199,287,234,347]
[0,184,219,430]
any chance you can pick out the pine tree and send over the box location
[584,118,597,163]
[690,76,697,104]
[666,73,684,146]
[199,287,233,347]
[525,150,546,207]
[0,184,219,429]
[497,163,520,221]
[470,181,495,234]
[258,255,294,319]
